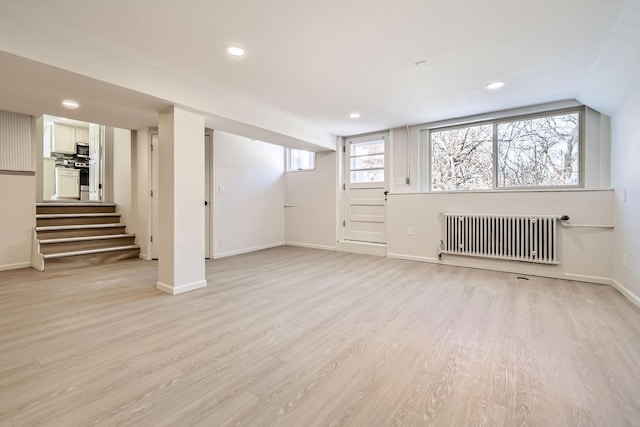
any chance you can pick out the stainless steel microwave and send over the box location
[76,142,89,158]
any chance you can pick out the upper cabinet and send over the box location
[75,127,89,144]
[51,123,76,154]
[51,124,90,154]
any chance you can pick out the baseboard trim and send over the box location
[0,262,31,272]
[386,252,612,285]
[213,242,285,259]
[612,279,640,309]
[337,240,387,257]
[387,253,439,263]
[285,241,336,251]
[156,279,207,295]
[563,273,612,286]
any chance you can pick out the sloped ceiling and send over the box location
[0,0,638,149]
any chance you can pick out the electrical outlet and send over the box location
[396,177,405,185]
[408,226,414,236]
[219,185,225,194]
[623,254,627,268]
[219,239,224,247]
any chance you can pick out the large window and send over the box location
[430,109,581,191]
[286,148,316,171]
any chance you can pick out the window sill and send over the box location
[388,188,613,196]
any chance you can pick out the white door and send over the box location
[204,132,213,259]
[150,133,159,260]
[88,123,101,201]
[344,133,388,243]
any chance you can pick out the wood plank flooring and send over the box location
[0,246,639,426]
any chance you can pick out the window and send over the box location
[349,139,385,183]
[286,148,316,171]
[430,109,581,191]
[431,124,493,191]
[497,112,579,187]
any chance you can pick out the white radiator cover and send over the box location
[441,213,561,265]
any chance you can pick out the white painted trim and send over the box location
[139,253,152,261]
[43,245,139,259]
[563,273,612,286]
[30,228,44,271]
[0,262,32,272]
[213,242,285,259]
[387,253,440,263]
[337,240,387,257]
[611,279,640,309]
[386,252,612,285]
[156,279,207,295]
[285,241,336,251]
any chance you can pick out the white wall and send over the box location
[387,190,614,283]
[285,151,337,250]
[387,101,612,194]
[0,112,35,270]
[0,173,35,270]
[611,87,640,305]
[367,102,616,284]
[112,128,133,234]
[213,131,285,258]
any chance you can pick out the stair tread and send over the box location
[36,213,121,218]
[36,224,125,231]
[39,234,135,244]
[36,202,116,207]
[43,245,140,259]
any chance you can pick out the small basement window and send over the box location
[286,148,316,171]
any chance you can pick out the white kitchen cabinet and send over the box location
[52,123,76,154]
[75,127,89,144]
[55,167,79,199]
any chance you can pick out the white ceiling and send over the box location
[0,0,638,149]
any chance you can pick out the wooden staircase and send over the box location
[32,203,140,271]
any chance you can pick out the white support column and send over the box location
[156,106,207,294]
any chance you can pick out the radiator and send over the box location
[441,213,560,265]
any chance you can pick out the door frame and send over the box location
[204,130,213,259]
[150,131,159,260]
[341,131,390,243]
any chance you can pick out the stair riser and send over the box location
[36,206,116,214]
[44,248,140,272]
[40,237,136,255]
[37,217,121,227]
[36,227,126,240]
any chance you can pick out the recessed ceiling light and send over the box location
[349,112,361,119]
[62,99,79,109]
[486,81,506,90]
[226,46,245,57]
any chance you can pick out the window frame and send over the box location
[348,137,386,184]
[427,106,584,192]
[285,148,316,172]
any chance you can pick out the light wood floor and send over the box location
[1,246,639,426]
